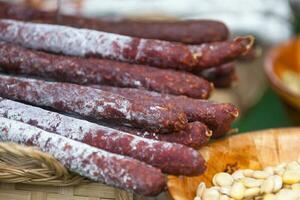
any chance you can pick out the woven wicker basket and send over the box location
[0,142,133,200]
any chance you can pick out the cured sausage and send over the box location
[93,86,239,137]
[0,2,229,44]
[96,86,238,137]
[0,2,55,21]
[110,122,212,149]
[210,72,237,88]
[0,98,205,175]
[198,62,236,88]
[60,19,229,45]
[199,62,235,81]
[0,19,254,71]
[0,75,188,132]
[188,37,254,68]
[0,41,212,99]
[0,117,166,196]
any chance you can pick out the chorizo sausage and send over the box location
[93,86,239,137]
[0,1,55,21]
[62,19,229,45]
[0,2,229,44]
[0,98,205,175]
[210,72,237,88]
[189,36,254,69]
[0,41,212,99]
[0,19,254,71]
[198,62,235,80]
[197,62,236,88]
[109,122,212,149]
[0,75,188,132]
[0,117,166,196]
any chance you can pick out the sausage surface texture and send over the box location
[210,72,237,88]
[0,75,188,132]
[0,41,212,99]
[0,19,253,71]
[198,62,236,88]
[0,117,166,196]
[0,2,229,44]
[94,86,239,137]
[0,98,205,175]
[111,121,211,149]
[188,36,254,69]
[63,19,229,45]
[199,62,235,81]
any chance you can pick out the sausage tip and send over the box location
[234,35,255,55]
[205,129,213,138]
[231,108,240,118]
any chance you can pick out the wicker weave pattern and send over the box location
[0,142,133,200]
[0,183,133,200]
[0,142,85,186]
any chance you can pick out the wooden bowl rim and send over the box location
[167,127,300,200]
[264,38,300,99]
[205,127,300,144]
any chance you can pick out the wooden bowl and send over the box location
[167,128,300,200]
[264,37,300,113]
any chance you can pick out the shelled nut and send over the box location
[195,157,300,200]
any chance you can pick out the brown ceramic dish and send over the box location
[264,37,300,111]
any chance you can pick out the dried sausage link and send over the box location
[0,75,188,132]
[110,122,212,149]
[0,2,229,44]
[0,19,254,71]
[0,41,212,99]
[198,62,235,80]
[210,72,237,88]
[197,62,236,88]
[0,117,166,196]
[189,36,254,69]
[0,98,205,175]
[93,86,239,137]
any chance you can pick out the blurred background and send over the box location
[3,0,300,133]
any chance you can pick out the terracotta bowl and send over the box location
[167,128,300,200]
[264,37,300,122]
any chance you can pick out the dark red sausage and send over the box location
[197,62,236,88]
[0,75,188,132]
[0,117,166,196]
[110,122,212,149]
[0,2,229,44]
[199,62,235,80]
[189,36,254,69]
[0,98,205,175]
[93,86,239,137]
[0,41,212,99]
[210,72,237,88]
[0,2,53,21]
[63,19,229,45]
[0,19,254,71]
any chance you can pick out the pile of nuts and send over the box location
[194,157,300,200]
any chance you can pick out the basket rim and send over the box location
[0,142,87,186]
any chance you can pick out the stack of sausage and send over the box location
[0,2,254,196]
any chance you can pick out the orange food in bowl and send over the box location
[264,37,300,111]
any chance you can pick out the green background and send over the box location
[234,88,296,133]
[234,14,300,133]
